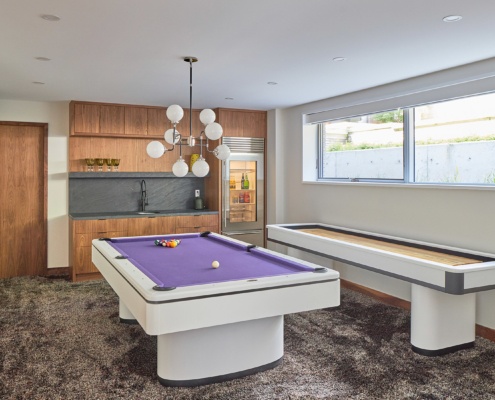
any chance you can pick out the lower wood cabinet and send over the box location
[70,219,128,282]
[70,214,219,282]
[127,216,176,237]
[175,214,220,234]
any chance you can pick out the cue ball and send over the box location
[212,261,220,269]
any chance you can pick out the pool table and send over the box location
[91,232,340,387]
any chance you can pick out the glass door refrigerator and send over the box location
[221,137,264,247]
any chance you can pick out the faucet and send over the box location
[140,180,148,211]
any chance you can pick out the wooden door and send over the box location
[0,122,47,278]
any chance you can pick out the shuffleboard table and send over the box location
[267,223,495,356]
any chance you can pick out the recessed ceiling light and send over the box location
[35,57,51,61]
[267,82,278,85]
[32,81,45,85]
[41,14,60,21]
[443,15,462,22]
[333,57,346,62]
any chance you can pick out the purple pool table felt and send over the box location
[107,233,314,289]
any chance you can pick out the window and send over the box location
[318,92,495,185]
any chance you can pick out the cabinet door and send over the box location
[243,112,267,138]
[218,109,243,137]
[127,216,176,237]
[147,108,168,136]
[74,103,100,134]
[74,246,98,274]
[100,105,125,135]
[176,226,219,234]
[125,107,148,136]
[175,215,219,233]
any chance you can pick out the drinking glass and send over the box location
[104,158,112,172]
[111,159,120,171]
[95,158,104,172]
[85,158,95,171]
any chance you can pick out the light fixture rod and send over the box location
[184,57,198,143]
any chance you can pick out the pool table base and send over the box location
[156,315,284,387]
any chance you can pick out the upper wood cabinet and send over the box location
[72,102,125,136]
[71,101,169,137]
[216,109,267,138]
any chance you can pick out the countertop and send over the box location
[70,209,219,220]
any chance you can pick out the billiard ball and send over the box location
[212,261,220,269]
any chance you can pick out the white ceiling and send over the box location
[2,0,495,111]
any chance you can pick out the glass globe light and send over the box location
[199,109,216,125]
[172,157,189,177]
[192,157,210,177]
[166,105,184,123]
[204,122,223,140]
[164,128,180,145]
[213,144,230,160]
[146,141,165,158]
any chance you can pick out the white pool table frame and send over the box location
[267,223,495,356]
[92,232,340,386]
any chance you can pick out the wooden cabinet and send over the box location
[147,108,168,136]
[70,218,127,282]
[127,216,176,237]
[175,214,219,234]
[71,101,169,137]
[69,214,218,282]
[72,102,125,136]
[217,109,267,138]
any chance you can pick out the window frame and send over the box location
[317,108,411,183]
[316,95,495,186]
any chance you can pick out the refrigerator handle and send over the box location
[223,161,228,228]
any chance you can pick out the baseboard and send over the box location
[44,267,70,279]
[341,279,495,343]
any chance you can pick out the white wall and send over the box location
[0,100,69,269]
[267,58,495,329]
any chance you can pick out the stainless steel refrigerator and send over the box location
[221,137,265,247]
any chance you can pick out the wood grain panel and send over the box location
[74,246,98,274]
[243,111,266,138]
[90,137,118,161]
[127,216,176,237]
[218,109,243,136]
[0,122,47,278]
[73,219,95,234]
[69,137,91,171]
[93,219,127,233]
[299,228,483,266]
[126,107,148,135]
[117,138,138,172]
[176,215,218,228]
[100,105,125,135]
[176,225,219,234]
[73,103,99,134]
[147,108,168,136]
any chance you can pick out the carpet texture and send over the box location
[1,276,495,399]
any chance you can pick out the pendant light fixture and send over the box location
[146,57,230,177]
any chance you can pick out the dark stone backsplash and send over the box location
[69,175,205,213]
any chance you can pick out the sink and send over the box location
[136,211,160,215]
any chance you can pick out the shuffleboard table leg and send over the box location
[410,284,475,356]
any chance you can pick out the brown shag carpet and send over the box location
[1,277,495,399]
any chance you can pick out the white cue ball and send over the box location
[212,261,220,269]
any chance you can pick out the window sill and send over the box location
[304,180,495,191]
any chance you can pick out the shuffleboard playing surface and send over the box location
[298,228,483,267]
